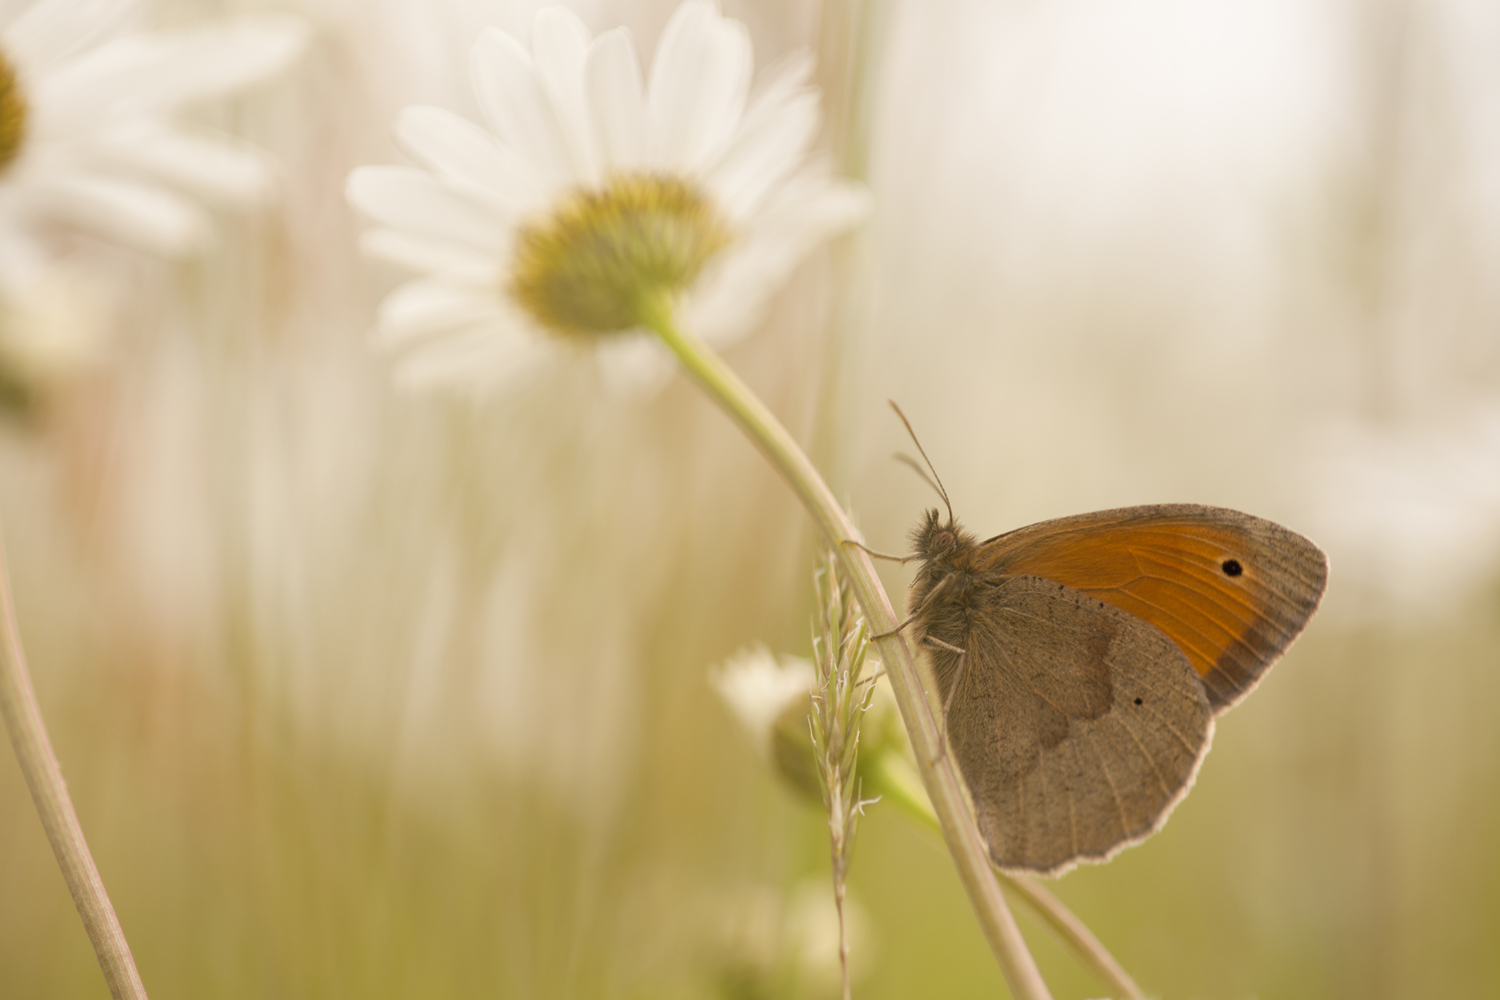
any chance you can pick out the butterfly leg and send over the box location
[870,612,918,640]
[872,570,958,642]
[930,640,968,764]
[839,538,918,564]
[926,636,965,656]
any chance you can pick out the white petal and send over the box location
[33,15,307,130]
[703,90,819,221]
[686,172,868,346]
[25,173,210,256]
[742,50,815,130]
[389,321,549,394]
[394,106,546,216]
[375,278,507,348]
[647,1,752,172]
[2,0,137,72]
[595,334,675,399]
[359,228,501,282]
[700,49,819,213]
[761,171,871,234]
[530,6,600,185]
[84,123,275,206]
[585,28,646,171]
[347,166,512,255]
[470,26,575,190]
[0,227,46,288]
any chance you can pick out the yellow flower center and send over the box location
[508,174,731,336]
[0,51,27,174]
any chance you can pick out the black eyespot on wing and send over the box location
[1133,697,1143,705]
[1221,559,1243,577]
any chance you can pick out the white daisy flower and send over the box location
[0,0,305,409]
[347,0,869,397]
[713,645,907,807]
[0,0,307,263]
[711,645,814,761]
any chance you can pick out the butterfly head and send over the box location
[911,508,975,565]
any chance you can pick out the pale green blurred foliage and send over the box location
[1,2,1498,999]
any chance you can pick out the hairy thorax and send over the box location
[909,508,987,617]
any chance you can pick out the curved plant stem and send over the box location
[1004,877,1147,1000]
[0,530,149,1000]
[645,298,1052,1000]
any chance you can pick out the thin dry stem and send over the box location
[1003,876,1147,1000]
[0,528,149,1000]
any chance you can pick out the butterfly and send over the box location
[881,410,1328,875]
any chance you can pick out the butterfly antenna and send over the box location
[894,453,945,501]
[888,401,953,522]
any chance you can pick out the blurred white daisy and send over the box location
[347,0,868,397]
[712,644,814,761]
[0,0,306,262]
[0,0,305,409]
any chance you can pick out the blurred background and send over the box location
[2,0,1499,997]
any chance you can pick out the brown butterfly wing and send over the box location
[973,505,1328,713]
[928,575,1214,875]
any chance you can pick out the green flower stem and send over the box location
[864,742,938,833]
[864,750,1146,1000]
[0,529,150,1000]
[644,297,1052,1000]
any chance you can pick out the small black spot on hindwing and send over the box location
[1221,558,1243,577]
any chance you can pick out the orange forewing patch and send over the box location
[973,506,1327,713]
